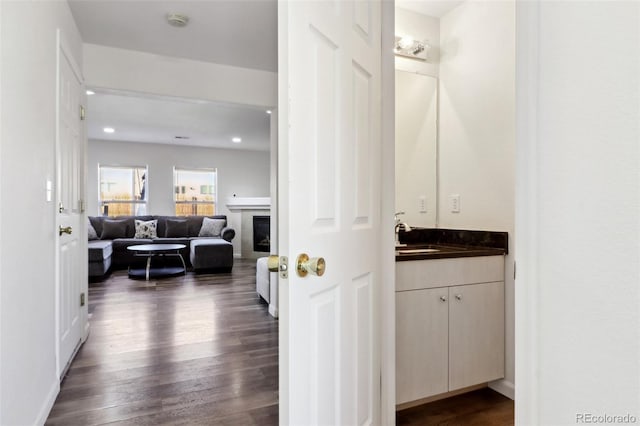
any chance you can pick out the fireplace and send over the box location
[253,216,270,252]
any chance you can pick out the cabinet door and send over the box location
[396,288,449,404]
[449,281,505,391]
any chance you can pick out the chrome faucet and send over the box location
[394,212,412,246]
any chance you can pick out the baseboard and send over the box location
[35,375,60,425]
[268,304,278,318]
[489,378,515,400]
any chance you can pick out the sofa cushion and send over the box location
[134,219,158,239]
[164,219,188,237]
[198,217,225,237]
[185,215,228,237]
[101,219,130,240]
[88,240,112,261]
[88,219,99,240]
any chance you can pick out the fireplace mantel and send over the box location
[225,197,271,211]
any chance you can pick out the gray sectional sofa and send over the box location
[88,215,235,280]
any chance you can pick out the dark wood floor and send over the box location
[46,259,279,426]
[397,387,514,426]
[47,259,513,425]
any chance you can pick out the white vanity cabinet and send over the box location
[396,256,505,405]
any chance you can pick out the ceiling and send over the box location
[396,0,465,18]
[68,0,278,72]
[87,90,272,151]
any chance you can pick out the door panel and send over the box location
[449,281,505,390]
[57,35,84,377]
[396,288,449,404]
[280,0,382,424]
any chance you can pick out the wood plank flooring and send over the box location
[46,259,278,426]
[47,258,513,426]
[396,387,514,425]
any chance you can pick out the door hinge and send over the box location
[514,261,516,280]
[79,199,85,213]
[80,105,86,121]
[80,292,85,307]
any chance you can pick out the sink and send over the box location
[397,248,440,254]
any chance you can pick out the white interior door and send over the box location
[278,1,382,424]
[56,31,84,377]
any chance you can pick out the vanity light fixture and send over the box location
[394,36,430,61]
[103,127,115,134]
[232,137,242,143]
[86,90,95,95]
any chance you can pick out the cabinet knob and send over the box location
[439,296,447,302]
[455,294,462,301]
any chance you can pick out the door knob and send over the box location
[267,255,281,272]
[59,226,72,236]
[296,253,326,277]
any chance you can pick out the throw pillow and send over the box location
[198,217,225,237]
[88,219,99,240]
[164,219,188,238]
[100,219,129,240]
[134,219,158,239]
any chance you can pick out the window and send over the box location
[174,168,217,216]
[99,165,147,216]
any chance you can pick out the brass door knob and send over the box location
[59,226,72,236]
[296,253,326,277]
[267,255,280,272]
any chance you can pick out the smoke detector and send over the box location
[167,13,189,27]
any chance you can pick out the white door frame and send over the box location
[514,0,540,423]
[380,1,397,424]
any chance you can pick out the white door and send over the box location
[56,32,84,377]
[278,1,382,424]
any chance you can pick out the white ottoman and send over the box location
[256,257,270,303]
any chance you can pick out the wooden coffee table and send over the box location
[127,243,187,280]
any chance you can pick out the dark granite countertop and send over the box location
[395,228,508,261]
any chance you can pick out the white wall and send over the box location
[0,1,83,424]
[516,2,639,423]
[395,8,440,77]
[438,0,516,397]
[84,44,277,108]
[88,139,270,254]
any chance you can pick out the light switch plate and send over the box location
[419,196,427,213]
[450,194,460,213]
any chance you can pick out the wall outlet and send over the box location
[419,196,427,213]
[450,194,460,213]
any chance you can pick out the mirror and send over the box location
[395,70,438,228]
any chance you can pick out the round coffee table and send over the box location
[127,244,187,280]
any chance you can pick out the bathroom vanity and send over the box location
[395,229,507,407]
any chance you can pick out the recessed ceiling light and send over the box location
[232,137,242,143]
[266,110,272,114]
[86,90,95,95]
[103,127,115,133]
